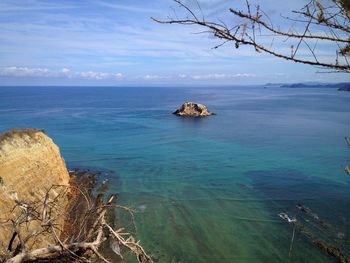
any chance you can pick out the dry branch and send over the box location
[104,223,154,263]
[1,171,153,263]
[152,0,350,72]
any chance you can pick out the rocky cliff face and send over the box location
[173,102,215,117]
[0,129,70,251]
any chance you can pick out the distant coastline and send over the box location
[265,82,350,90]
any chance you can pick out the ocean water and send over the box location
[0,86,349,262]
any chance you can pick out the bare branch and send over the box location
[104,223,154,263]
[1,171,153,263]
[229,7,349,43]
[152,0,350,73]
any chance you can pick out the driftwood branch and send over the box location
[6,239,102,263]
[104,223,153,263]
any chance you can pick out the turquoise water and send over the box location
[0,86,349,262]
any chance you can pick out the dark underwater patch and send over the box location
[246,169,350,214]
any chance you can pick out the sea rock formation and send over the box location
[173,102,215,117]
[0,128,70,251]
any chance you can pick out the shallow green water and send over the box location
[0,86,349,262]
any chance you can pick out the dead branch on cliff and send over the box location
[0,171,153,263]
[152,0,350,72]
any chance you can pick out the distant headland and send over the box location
[264,82,350,91]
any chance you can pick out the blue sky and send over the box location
[0,0,349,86]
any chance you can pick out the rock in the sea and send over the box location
[173,102,215,117]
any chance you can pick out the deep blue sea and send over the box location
[0,86,349,262]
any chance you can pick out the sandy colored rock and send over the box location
[0,128,70,252]
[173,102,215,117]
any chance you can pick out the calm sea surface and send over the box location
[0,86,349,262]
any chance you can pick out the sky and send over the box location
[0,0,349,86]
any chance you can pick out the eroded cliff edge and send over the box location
[0,129,70,252]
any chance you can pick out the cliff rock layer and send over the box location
[0,129,70,252]
[173,102,215,117]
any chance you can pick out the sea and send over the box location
[0,85,349,262]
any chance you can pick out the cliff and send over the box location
[0,129,152,263]
[0,129,70,252]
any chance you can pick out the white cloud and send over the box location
[0,66,50,77]
[79,71,109,80]
[60,67,74,78]
[0,67,257,82]
[143,74,168,80]
[0,66,124,80]
[139,72,256,81]
[78,71,123,80]
[191,73,255,80]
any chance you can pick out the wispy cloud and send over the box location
[0,1,78,12]
[0,0,348,85]
[95,2,161,14]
